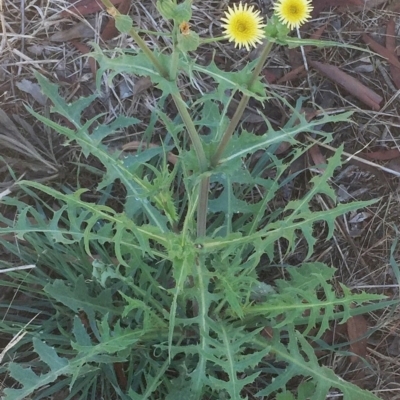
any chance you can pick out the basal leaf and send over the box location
[4,338,71,400]
[258,329,382,400]
[44,276,122,339]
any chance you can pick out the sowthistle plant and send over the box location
[0,1,393,399]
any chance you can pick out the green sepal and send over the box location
[157,0,177,20]
[264,14,291,43]
[177,30,199,52]
[157,0,192,23]
[115,14,133,34]
[174,0,192,24]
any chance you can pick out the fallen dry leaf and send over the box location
[346,314,368,363]
[312,0,363,18]
[309,60,382,110]
[50,19,96,42]
[362,33,400,71]
[361,148,400,161]
[263,69,278,84]
[71,41,97,76]
[308,144,326,172]
[384,158,400,173]
[388,0,400,12]
[131,76,153,96]
[61,0,124,17]
[261,327,274,339]
[385,18,400,90]
[101,0,131,41]
[113,362,128,390]
[16,79,47,105]
[277,65,306,84]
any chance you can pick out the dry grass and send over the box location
[1,0,400,398]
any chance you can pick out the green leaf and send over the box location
[243,263,386,338]
[205,321,269,399]
[277,392,295,400]
[188,59,267,100]
[33,73,171,232]
[221,111,352,164]
[44,276,122,338]
[257,329,382,399]
[174,0,193,24]
[90,45,178,96]
[4,338,72,400]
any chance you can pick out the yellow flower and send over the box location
[273,0,313,30]
[221,2,265,51]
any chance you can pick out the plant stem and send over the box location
[127,27,170,78]
[172,94,208,171]
[170,23,179,80]
[197,176,210,237]
[210,40,274,167]
[172,94,209,237]
[199,36,226,44]
[102,0,210,237]
[101,0,169,78]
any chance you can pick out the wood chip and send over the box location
[309,60,382,110]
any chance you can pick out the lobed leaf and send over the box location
[4,338,73,400]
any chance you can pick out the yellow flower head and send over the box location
[273,0,313,30]
[221,2,266,51]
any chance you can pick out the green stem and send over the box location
[102,0,210,237]
[196,176,210,237]
[172,94,208,171]
[100,0,169,78]
[170,23,180,80]
[172,94,209,237]
[210,40,274,167]
[199,36,226,44]
[127,27,169,78]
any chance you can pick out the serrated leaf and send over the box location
[90,45,178,96]
[221,111,352,164]
[45,276,122,339]
[32,73,170,231]
[4,338,70,400]
[188,59,267,100]
[258,329,382,400]
[243,263,386,339]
